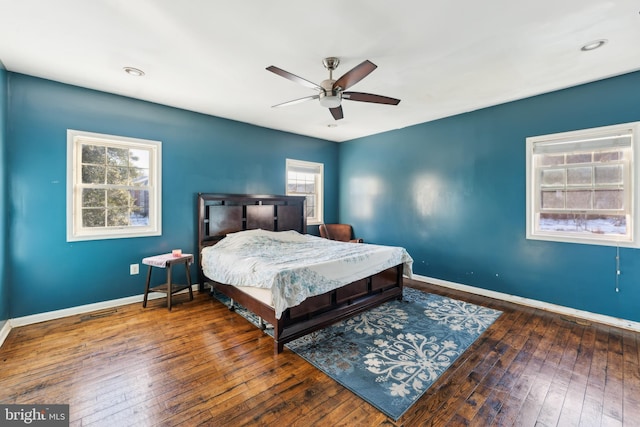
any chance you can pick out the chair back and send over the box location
[319,224,362,243]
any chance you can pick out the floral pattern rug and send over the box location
[212,287,502,421]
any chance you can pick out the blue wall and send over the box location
[6,73,339,317]
[5,69,640,324]
[0,64,8,327]
[340,71,640,323]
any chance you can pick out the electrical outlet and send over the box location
[130,264,139,275]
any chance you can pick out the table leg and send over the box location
[143,265,153,308]
[185,260,194,301]
[167,263,173,311]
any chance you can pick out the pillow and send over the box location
[224,228,307,243]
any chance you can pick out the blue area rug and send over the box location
[213,287,501,421]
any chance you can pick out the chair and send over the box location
[319,224,363,243]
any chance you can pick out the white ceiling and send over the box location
[1,1,639,142]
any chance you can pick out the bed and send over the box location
[197,193,413,354]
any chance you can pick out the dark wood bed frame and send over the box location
[197,193,404,354]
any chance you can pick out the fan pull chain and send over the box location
[615,244,620,293]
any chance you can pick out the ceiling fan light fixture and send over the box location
[319,90,342,108]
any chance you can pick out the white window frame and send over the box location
[286,158,324,226]
[67,130,162,241]
[526,121,640,248]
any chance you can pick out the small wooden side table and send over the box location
[142,253,194,311]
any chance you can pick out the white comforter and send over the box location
[201,229,413,319]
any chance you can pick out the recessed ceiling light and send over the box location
[123,67,145,76]
[580,39,607,51]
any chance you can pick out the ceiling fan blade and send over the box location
[329,106,344,120]
[342,92,401,105]
[266,66,323,91]
[333,60,377,91]
[272,95,319,108]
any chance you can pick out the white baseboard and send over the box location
[413,274,640,332]
[0,320,11,347]
[3,278,638,349]
[0,285,200,347]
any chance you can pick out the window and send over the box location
[67,130,162,241]
[526,122,640,247]
[286,159,323,225]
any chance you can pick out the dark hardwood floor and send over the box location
[1,279,638,426]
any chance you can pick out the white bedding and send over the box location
[201,229,413,319]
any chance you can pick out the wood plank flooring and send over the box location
[1,279,638,426]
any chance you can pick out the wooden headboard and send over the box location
[196,193,307,289]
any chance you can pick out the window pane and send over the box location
[130,149,149,168]
[566,191,592,209]
[288,173,315,194]
[539,213,586,232]
[594,165,622,185]
[131,168,149,186]
[107,166,130,185]
[541,191,565,209]
[594,151,621,162]
[107,147,129,166]
[305,195,315,219]
[540,154,564,166]
[540,169,565,187]
[107,208,129,226]
[306,204,315,219]
[566,153,592,164]
[566,167,592,186]
[82,145,105,164]
[82,189,105,207]
[539,213,626,235]
[107,189,130,208]
[130,189,150,226]
[82,165,105,184]
[594,190,623,210]
[82,208,105,227]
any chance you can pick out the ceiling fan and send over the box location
[266,57,400,120]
